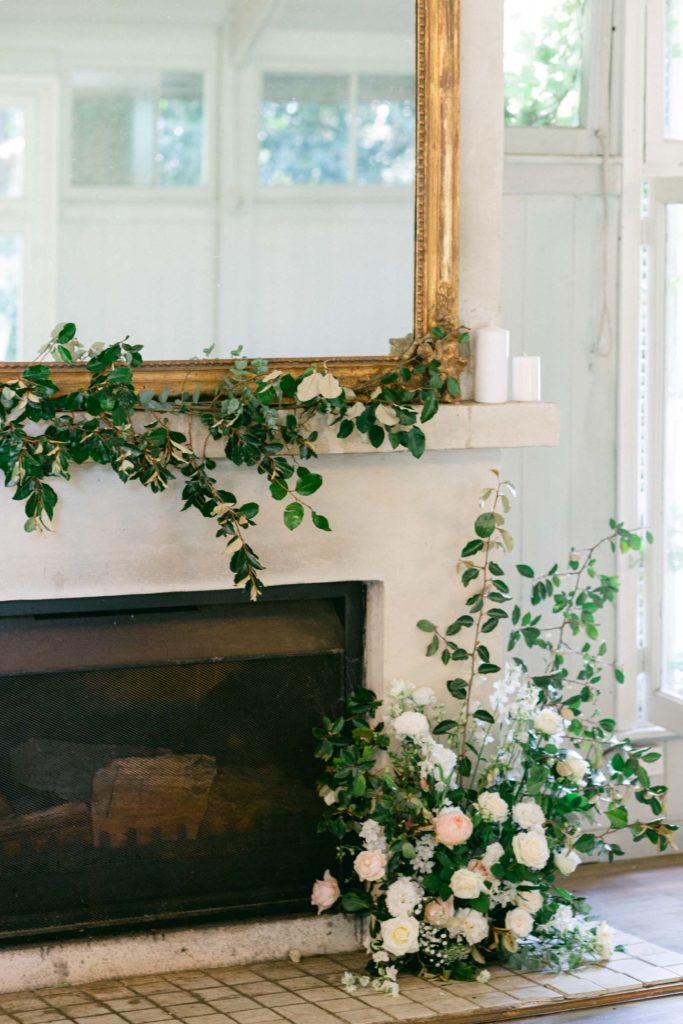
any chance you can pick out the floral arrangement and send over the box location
[311,475,677,993]
[0,322,466,599]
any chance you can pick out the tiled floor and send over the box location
[4,933,683,1024]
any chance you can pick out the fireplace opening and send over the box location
[0,583,365,943]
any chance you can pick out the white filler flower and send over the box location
[393,710,431,741]
[385,878,424,918]
[451,907,490,946]
[533,707,565,736]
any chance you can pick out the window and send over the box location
[0,234,21,360]
[504,0,588,127]
[71,70,205,188]
[0,106,25,197]
[257,72,415,187]
[666,0,683,139]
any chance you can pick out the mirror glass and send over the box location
[0,0,416,362]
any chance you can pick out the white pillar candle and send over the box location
[511,355,541,401]
[474,328,509,404]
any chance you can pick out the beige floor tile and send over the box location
[299,990,346,1005]
[150,995,199,1008]
[312,1000,366,1014]
[276,1009,341,1024]
[0,1000,49,1012]
[490,975,542,993]
[233,986,284,998]
[405,996,476,1014]
[470,991,520,1009]
[278,981,327,994]
[203,994,242,1006]
[328,957,367,972]
[249,969,305,983]
[200,1000,259,1015]
[74,1016,128,1024]
[64,1006,112,1018]
[174,1016,232,1024]
[376,1006,435,1021]
[539,974,604,996]
[228,1011,283,1024]
[641,951,683,967]
[571,966,644,992]
[610,958,683,985]
[15,1011,69,1024]
[121,1012,174,1024]
[327,1011,392,1024]
[129,987,179,997]
[43,996,92,1009]
[207,975,263,987]
[82,991,134,1001]
[355,998,416,1010]
[173,983,226,994]
[297,961,345,978]
[253,997,305,1010]
[506,985,564,1003]
[104,999,155,1013]
[438,981,495,998]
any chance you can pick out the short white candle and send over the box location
[474,327,509,404]
[511,355,541,402]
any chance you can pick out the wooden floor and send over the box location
[519,854,683,1023]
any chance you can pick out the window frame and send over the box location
[644,0,683,165]
[504,0,615,157]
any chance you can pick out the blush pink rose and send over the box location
[468,858,494,883]
[354,849,387,882]
[424,896,454,927]
[435,808,473,847]
[310,870,340,914]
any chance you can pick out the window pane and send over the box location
[666,0,683,140]
[71,70,204,187]
[663,205,683,698]
[356,74,415,186]
[0,107,25,197]
[0,234,22,360]
[258,73,350,185]
[504,0,587,127]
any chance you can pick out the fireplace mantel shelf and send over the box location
[189,401,559,458]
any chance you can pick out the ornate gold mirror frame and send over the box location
[0,0,460,394]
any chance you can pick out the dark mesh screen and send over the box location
[0,651,345,940]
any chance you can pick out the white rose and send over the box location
[389,679,415,698]
[385,877,423,918]
[549,904,577,933]
[476,791,509,823]
[380,916,420,957]
[482,842,504,868]
[556,750,590,781]
[346,401,366,420]
[413,686,437,706]
[505,907,534,938]
[319,786,338,806]
[516,888,543,914]
[451,907,490,946]
[512,830,550,870]
[449,868,486,900]
[426,742,457,779]
[512,799,545,830]
[393,710,431,741]
[595,921,615,960]
[533,708,565,736]
[554,847,581,876]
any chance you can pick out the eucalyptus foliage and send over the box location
[0,323,465,598]
[312,475,676,986]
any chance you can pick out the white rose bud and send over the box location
[506,907,534,938]
[516,888,543,914]
[556,750,590,781]
[512,799,546,830]
[449,868,486,900]
[482,841,505,868]
[533,707,565,736]
[476,790,510,823]
[512,830,550,870]
[554,847,582,876]
[595,921,616,959]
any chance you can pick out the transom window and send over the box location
[257,72,415,187]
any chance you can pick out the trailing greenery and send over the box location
[0,323,466,598]
[312,476,676,988]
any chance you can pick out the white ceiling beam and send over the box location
[228,0,284,66]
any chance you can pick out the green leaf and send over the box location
[461,539,484,558]
[473,709,495,724]
[517,564,535,578]
[446,377,461,398]
[433,719,458,734]
[341,892,371,913]
[426,635,439,657]
[417,619,437,632]
[269,480,288,501]
[474,512,496,538]
[312,511,331,532]
[295,468,323,496]
[284,502,304,530]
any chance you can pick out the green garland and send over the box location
[0,323,468,598]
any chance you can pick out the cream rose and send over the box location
[595,921,616,959]
[354,849,387,882]
[476,790,509,823]
[380,916,420,957]
[512,799,545,830]
[423,896,454,928]
[482,841,505,868]
[449,868,486,900]
[533,707,565,736]
[512,829,550,870]
[554,847,581,875]
[556,750,590,781]
[435,808,474,847]
[516,888,543,914]
[505,907,534,938]
[310,870,340,914]
[451,907,490,946]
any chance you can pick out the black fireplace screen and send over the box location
[0,585,364,942]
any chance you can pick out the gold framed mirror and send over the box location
[0,0,460,392]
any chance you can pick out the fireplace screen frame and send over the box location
[0,581,366,945]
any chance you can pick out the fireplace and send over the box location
[0,583,364,944]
